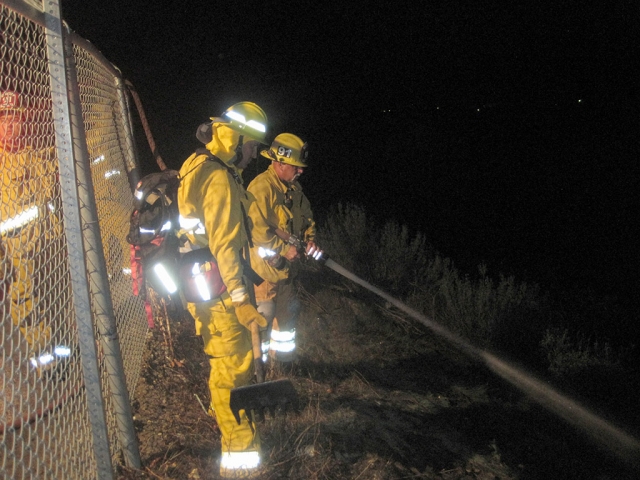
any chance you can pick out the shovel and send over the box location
[229,322,299,424]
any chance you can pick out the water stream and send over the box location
[325,257,640,468]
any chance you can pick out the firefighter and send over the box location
[0,90,68,372]
[247,133,322,365]
[177,101,270,478]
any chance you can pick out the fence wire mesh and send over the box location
[1,2,149,478]
[72,37,148,464]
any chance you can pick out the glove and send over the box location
[233,298,268,330]
[305,241,324,261]
[267,253,286,270]
[283,244,300,261]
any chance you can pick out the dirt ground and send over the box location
[119,269,640,479]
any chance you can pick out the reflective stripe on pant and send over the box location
[220,450,261,478]
[187,292,261,460]
[254,279,300,363]
[269,327,296,362]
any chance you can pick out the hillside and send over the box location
[120,263,640,480]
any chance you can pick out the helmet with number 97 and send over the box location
[220,102,268,143]
[0,91,27,153]
[0,91,25,117]
[260,133,309,168]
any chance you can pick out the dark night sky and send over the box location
[60,1,639,339]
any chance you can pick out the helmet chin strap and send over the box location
[232,135,245,166]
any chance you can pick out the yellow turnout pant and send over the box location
[187,292,260,455]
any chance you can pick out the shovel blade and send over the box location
[230,379,299,425]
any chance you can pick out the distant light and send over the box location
[578,99,583,103]
[477,108,480,112]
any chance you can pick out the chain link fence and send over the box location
[1,1,149,478]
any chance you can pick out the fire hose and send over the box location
[272,228,640,467]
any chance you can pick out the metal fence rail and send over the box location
[1,1,148,478]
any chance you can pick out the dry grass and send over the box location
[119,268,640,479]
[119,204,640,479]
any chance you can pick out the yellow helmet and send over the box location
[220,102,268,143]
[260,133,309,167]
[0,91,25,117]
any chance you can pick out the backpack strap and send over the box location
[191,148,254,248]
[184,149,263,286]
[193,148,242,183]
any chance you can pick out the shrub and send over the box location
[409,260,546,352]
[540,328,622,377]
[316,203,432,294]
[315,203,546,354]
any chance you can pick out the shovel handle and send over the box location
[251,322,265,384]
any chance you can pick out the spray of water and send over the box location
[325,258,640,468]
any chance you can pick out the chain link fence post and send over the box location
[115,77,141,192]
[44,1,115,478]
[62,13,142,473]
